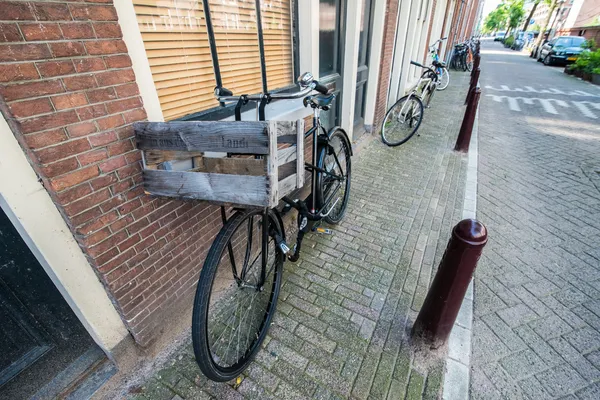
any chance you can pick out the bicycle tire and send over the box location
[192,209,284,382]
[436,67,450,91]
[381,94,424,147]
[316,128,352,224]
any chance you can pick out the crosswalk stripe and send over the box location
[537,99,557,114]
[572,102,598,119]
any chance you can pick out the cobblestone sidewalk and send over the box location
[127,72,471,400]
[471,43,600,399]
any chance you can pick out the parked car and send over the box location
[538,36,586,66]
[511,31,534,51]
[494,31,506,41]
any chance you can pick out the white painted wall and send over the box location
[0,116,129,354]
[364,0,387,127]
[340,0,364,137]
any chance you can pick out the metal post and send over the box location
[465,67,480,105]
[456,86,481,152]
[412,219,488,347]
[471,54,480,77]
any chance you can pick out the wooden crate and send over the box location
[134,119,305,208]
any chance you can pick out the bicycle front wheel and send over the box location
[316,128,352,224]
[436,67,450,90]
[381,94,424,147]
[192,209,284,382]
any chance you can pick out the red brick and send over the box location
[9,98,53,118]
[99,155,126,173]
[0,63,39,83]
[20,23,62,41]
[100,193,126,213]
[107,140,134,157]
[67,121,97,137]
[41,157,79,178]
[0,23,22,42]
[37,60,75,78]
[89,130,117,147]
[70,5,118,21]
[98,247,135,274]
[87,230,127,257]
[83,227,111,246]
[52,93,88,110]
[90,173,118,190]
[111,178,134,195]
[1,2,35,21]
[57,182,93,204]
[31,2,71,21]
[64,188,111,216]
[19,110,80,135]
[104,54,131,69]
[78,148,108,165]
[73,57,105,73]
[87,87,116,104]
[114,83,138,98]
[106,97,142,114]
[60,22,95,39]
[70,205,102,226]
[115,125,134,140]
[123,108,146,123]
[63,74,97,91]
[0,43,51,62]
[85,40,127,56]
[118,233,141,252]
[35,137,90,163]
[78,210,118,235]
[96,69,135,87]
[109,215,134,233]
[97,114,124,130]
[49,41,86,58]
[117,163,141,180]
[0,79,63,102]
[95,246,121,269]
[50,165,99,191]
[119,198,142,215]
[93,22,121,38]
[126,185,145,200]
[23,127,67,149]
[76,103,107,121]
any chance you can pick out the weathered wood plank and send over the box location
[143,170,269,207]
[268,121,279,208]
[277,134,297,144]
[278,173,298,198]
[277,145,297,166]
[296,119,305,188]
[135,121,269,154]
[192,157,266,176]
[145,150,204,165]
[278,160,296,181]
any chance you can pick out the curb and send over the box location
[442,105,479,400]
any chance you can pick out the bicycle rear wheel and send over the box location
[436,67,450,90]
[381,94,424,147]
[192,209,284,382]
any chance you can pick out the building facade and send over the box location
[0,0,480,396]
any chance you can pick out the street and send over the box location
[472,42,600,399]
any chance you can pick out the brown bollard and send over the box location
[465,68,480,105]
[412,219,488,347]
[471,54,481,77]
[456,87,481,152]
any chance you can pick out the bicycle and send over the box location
[428,37,450,91]
[381,61,439,146]
[191,72,352,382]
[450,39,475,72]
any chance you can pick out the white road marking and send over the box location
[485,85,599,97]
[506,97,521,111]
[537,98,558,114]
[572,102,598,119]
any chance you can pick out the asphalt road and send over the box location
[471,41,600,399]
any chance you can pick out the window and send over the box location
[134,0,294,121]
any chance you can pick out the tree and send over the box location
[533,0,559,49]
[506,0,526,37]
[522,0,540,31]
[483,4,509,33]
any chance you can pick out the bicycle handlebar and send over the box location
[410,60,425,68]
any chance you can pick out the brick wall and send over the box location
[422,0,438,63]
[0,0,227,346]
[372,0,400,132]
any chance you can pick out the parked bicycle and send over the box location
[381,61,439,146]
[429,37,450,91]
[191,73,352,382]
[450,39,475,71]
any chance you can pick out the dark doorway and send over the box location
[319,0,345,130]
[353,0,373,138]
[0,206,109,399]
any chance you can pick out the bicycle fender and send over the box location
[271,208,286,242]
[326,126,353,156]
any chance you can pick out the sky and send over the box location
[481,0,504,21]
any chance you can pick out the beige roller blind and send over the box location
[134,0,293,121]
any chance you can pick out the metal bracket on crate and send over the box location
[234,95,249,122]
[258,96,270,121]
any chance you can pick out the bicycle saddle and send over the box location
[303,93,335,110]
[432,60,446,68]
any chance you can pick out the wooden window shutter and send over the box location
[133,0,294,121]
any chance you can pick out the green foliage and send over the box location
[483,3,509,33]
[504,36,515,47]
[507,0,525,30]
[528,23,541,32]
[593,67,600,75]
[572,49,600,74]
[582,39,597,50]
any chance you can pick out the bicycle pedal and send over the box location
[278,241,291,254]
[313,227,333,235]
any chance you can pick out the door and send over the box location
[0,207,101,399]
[353,0,373,137]
[319,0,345,130]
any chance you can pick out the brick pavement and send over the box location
[471,42,600,399]
[125,72,472,400]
